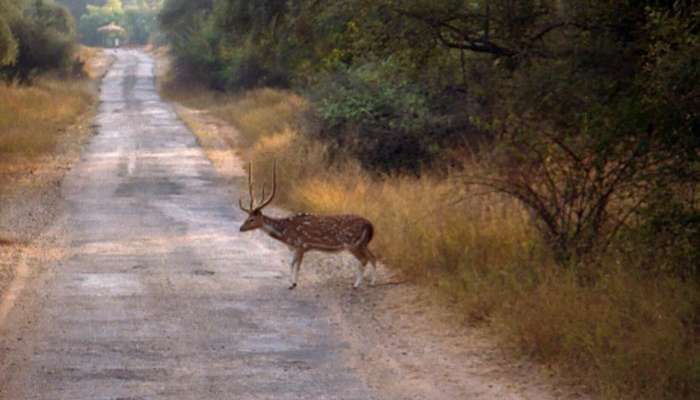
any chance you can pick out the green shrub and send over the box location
[215,40,289,90]
[123,7,157,44]
[1,0,77,83]
[309,64,435,172]
[630,190,700,280]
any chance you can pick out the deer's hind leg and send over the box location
[363,247,377,285]
[350,249,369,289]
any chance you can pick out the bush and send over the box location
[309,64,435,172]
[631,190,700,280]
[215,40,288,90]
[1,0,77,83]
[166,14,220,85]
[0,15,17,66]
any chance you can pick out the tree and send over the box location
[466,2,700,268]
[2,0,78,82]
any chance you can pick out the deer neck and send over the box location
[260,215,290,243]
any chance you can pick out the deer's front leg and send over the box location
[289,249,304,290]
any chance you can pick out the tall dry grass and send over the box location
[0,46,106,200]
[0,79,93,159]
[165,83,699,399]
[0,46,108,160]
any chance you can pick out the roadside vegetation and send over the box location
[1,0,107,174]
[159,1,699,398]
[0,78,93,159]
[0,0,110,221]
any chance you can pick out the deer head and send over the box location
[239,161,277,232]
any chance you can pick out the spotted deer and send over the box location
[238,162,377,290]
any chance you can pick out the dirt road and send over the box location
[0,50,371,399]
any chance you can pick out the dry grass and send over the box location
[497,269,700,399]
[78,46,114,79]
[0,46,109,162]
[163,78,700,399]
[0,79,93,160]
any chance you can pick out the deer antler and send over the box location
[239,162,254,213]
[239,161,277,213]
[255,160,277,211]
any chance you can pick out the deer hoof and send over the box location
[288,283,297,290]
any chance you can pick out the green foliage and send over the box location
[123,6,156,44]
[159,0,214,76]
[78,0,159,46]
[166,11,218,82]
[310,64,435,171]
[160,0,290,90]
[0,0,23,66]
[1,0,78,82]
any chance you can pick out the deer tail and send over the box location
[365,223,374,244]
[355,222,374,247]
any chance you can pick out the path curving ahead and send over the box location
[0,50,371,400]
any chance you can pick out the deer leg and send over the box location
[350,250,367,289]
[364,247,378,286]
[352,263,364,289]
[288,260,295,289]
[289,250,304,290]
